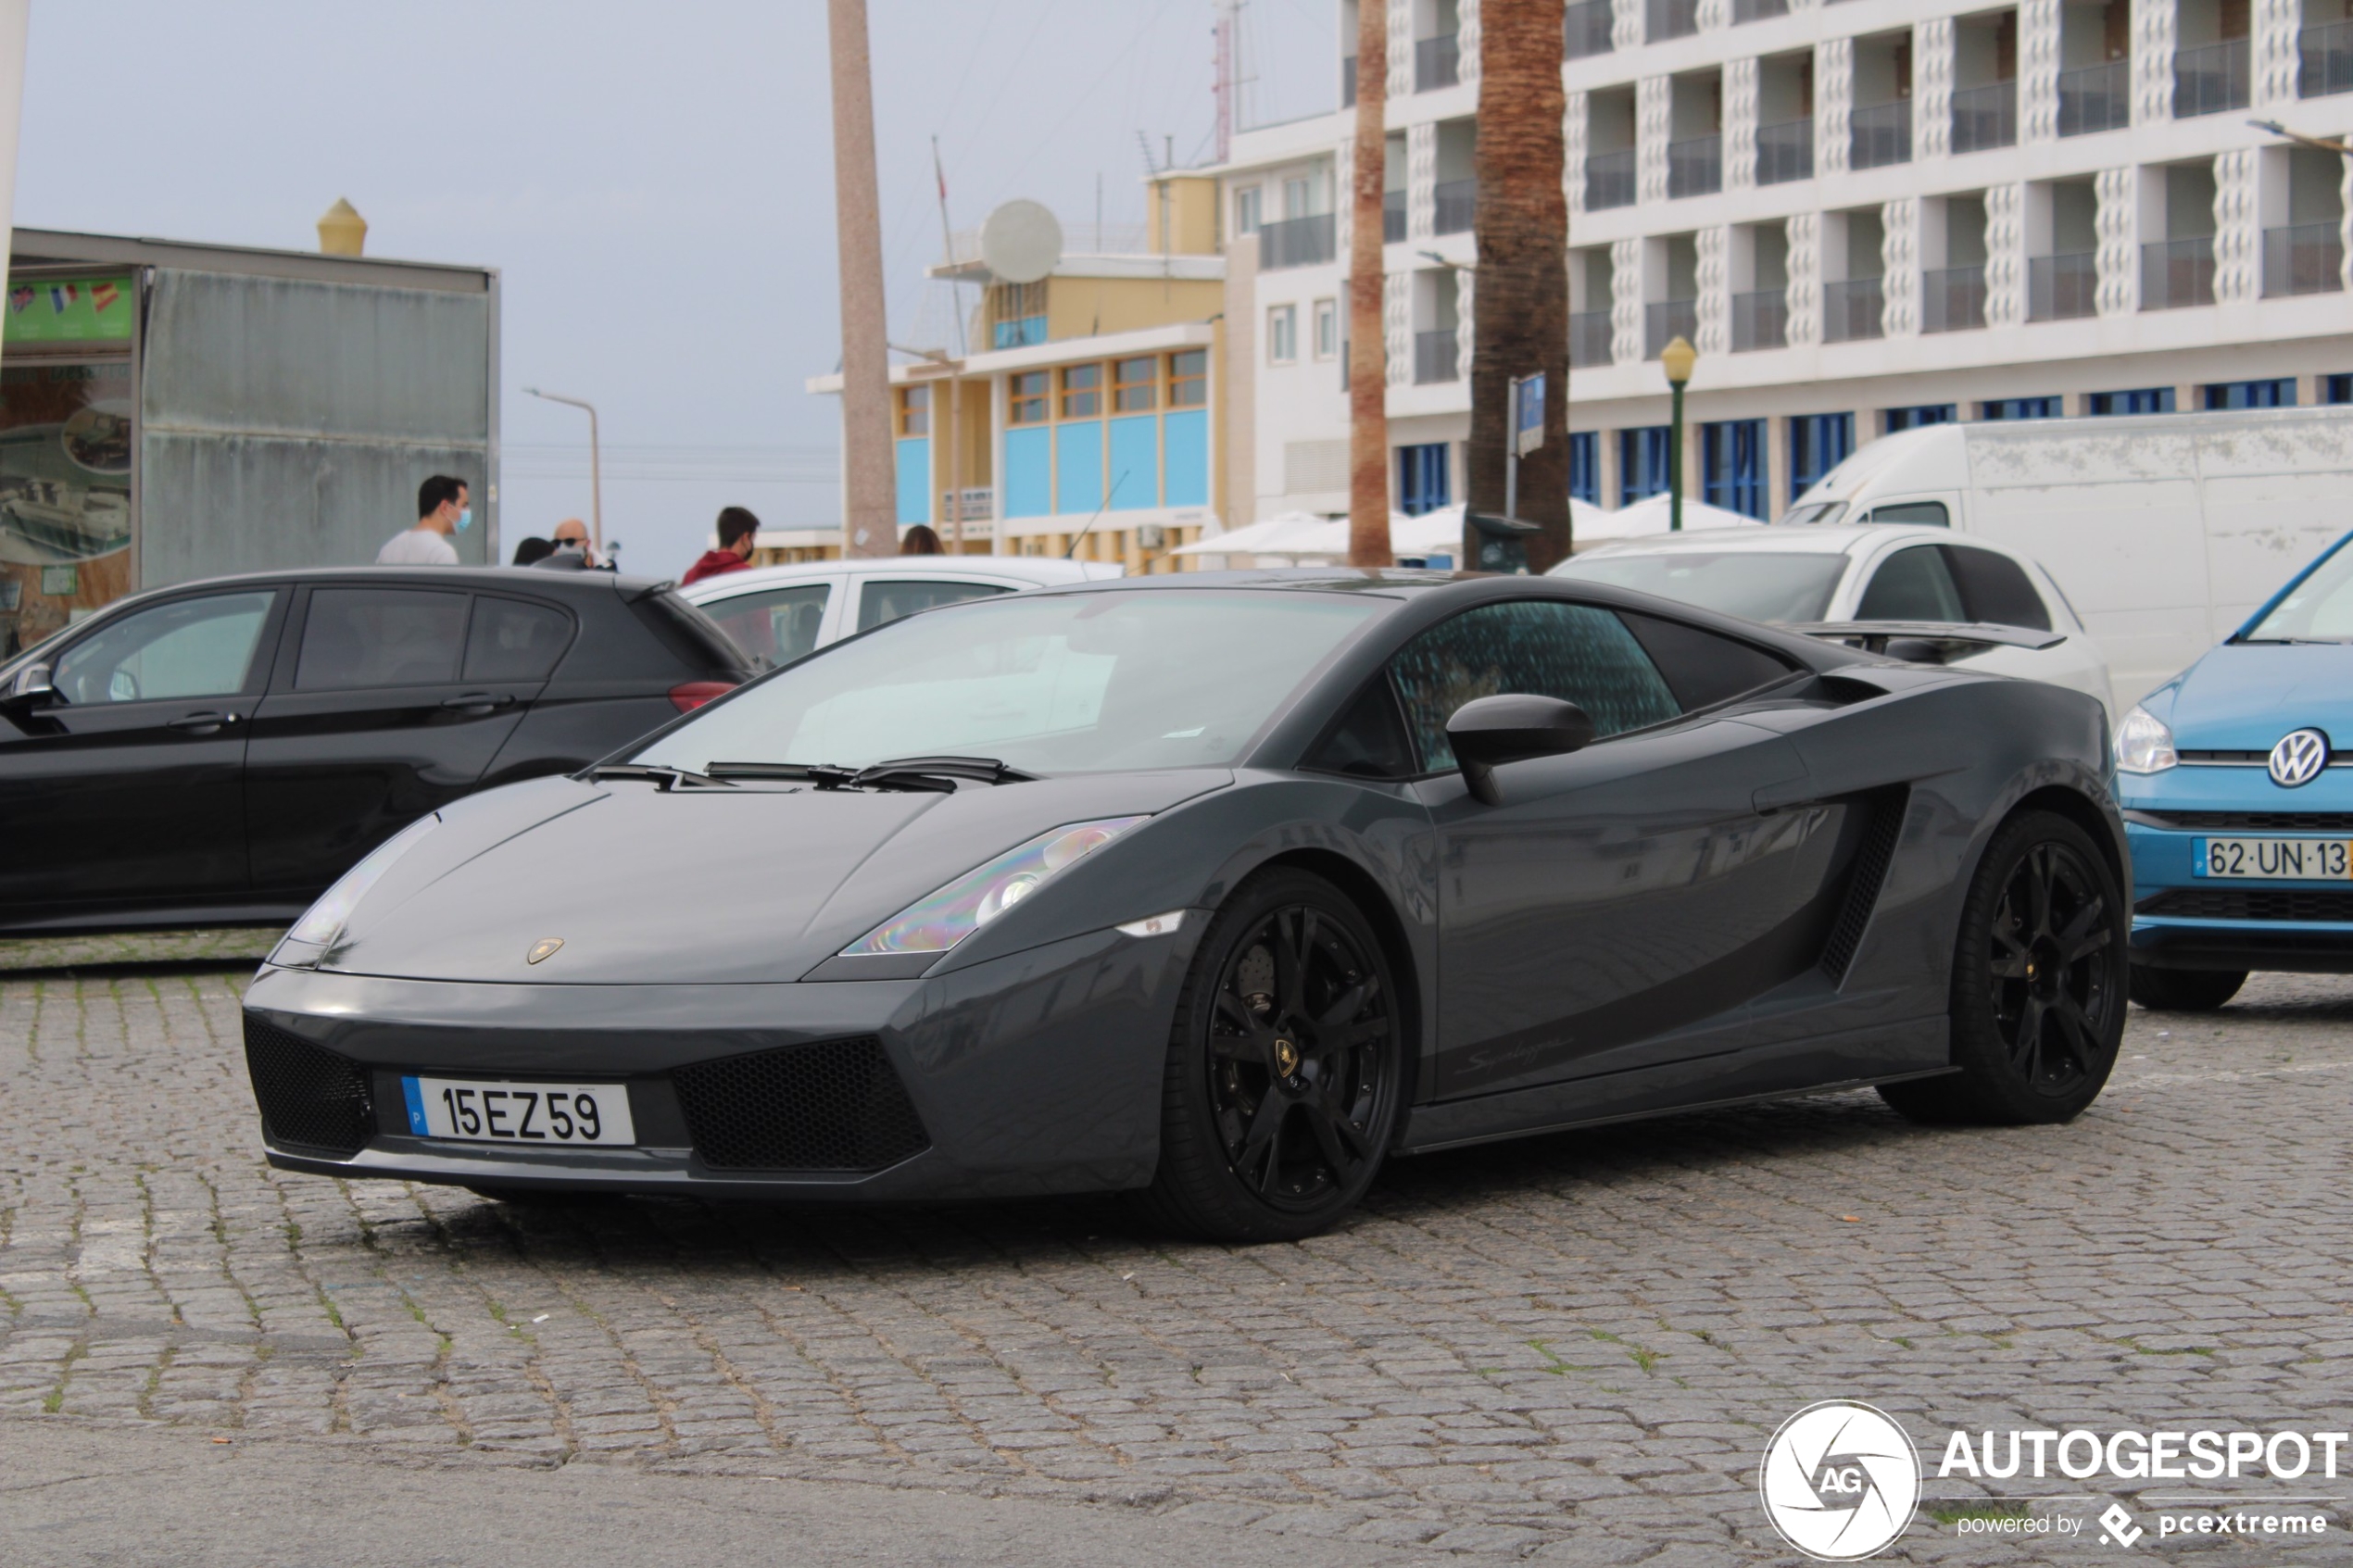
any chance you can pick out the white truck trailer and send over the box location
[1783,408,2353,705]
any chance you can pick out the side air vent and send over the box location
[1817,673,1891,706]
[1820,787,1910,985]
[672,1036,929,1172]
[244,1017,374,1156]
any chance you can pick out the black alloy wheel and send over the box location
[1881,811,2127,1125]
[1140,869,1403,1242]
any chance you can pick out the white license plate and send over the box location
[400,1076,635,1146]
[2194,837,2353,881]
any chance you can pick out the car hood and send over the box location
[2153,642,2353,751]
[318,769,1230,985]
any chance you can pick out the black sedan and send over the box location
[0,568,749,934]
[242,571,2128,1241]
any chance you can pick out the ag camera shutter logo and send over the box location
[1760,1400,1922,1560]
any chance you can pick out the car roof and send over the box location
[1566,523,1968,560]
[684,556,1124,594]
[103,565,659,600]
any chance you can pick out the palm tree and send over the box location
[1465,0,1571,571]
[1348,0,1393,568]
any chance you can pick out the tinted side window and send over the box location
[1617,611,1798,709]
[1390,601,1680,771]
[629,589,749,675]
[1304,677,1416,778]
[702,583,830,670]
[296,589,468,690]
[53,591,277,704]
[1856,546,1966,621]
[1865,501,1948,527]
[463,596,575,681]
[858,579,1010,632]
[1942,546,2052,631]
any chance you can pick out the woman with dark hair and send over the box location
[900,524,943,556]
[511,536,554,566]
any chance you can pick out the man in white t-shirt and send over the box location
[376,475,471,565]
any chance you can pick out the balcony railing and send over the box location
[2303,19,2353,97]
[1416,33,1459,92]
[1647,0,1699,42]
[1414,328,1461,383]
[1731,289,1788,351]
[1667,133,1722,198]
[1586,148,1637,209]
[1342,55,1357,107]
[1951,81,2017,152]
[1922,264,1988,332]
[1756,117,1813,183]
[2264,220,2347,296]
[1260,212,1336,270]
[2057,60,2129,133]
[1565,0,1614,59]
[2141,235,2217,308]
[1823,277,1885,342]
[2027,251,2098,320]
[2174,37,2250,117]
[1644,298,1698,359]
[1433,180,1475,234]
[1851,101,1911,169]
[1570,310,1615,368]
[1731,0,1790,19]
[1384,191,1406,243]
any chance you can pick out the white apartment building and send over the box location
[1215,0,2353,527]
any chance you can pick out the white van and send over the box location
[1784,407,2353,703]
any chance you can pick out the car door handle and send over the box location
[167,711,238,735]
[440,693,515,713]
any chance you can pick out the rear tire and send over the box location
[1136,870,1404,1243]
[2127,964,2246,1012]
[1879,810,2126,1126]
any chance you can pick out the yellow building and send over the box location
[808,176,1232,573]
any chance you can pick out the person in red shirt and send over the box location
[683,507,761,584]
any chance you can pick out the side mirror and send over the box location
[1445,694,1594,806]
[0,663,56,717]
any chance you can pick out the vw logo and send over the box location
[2269,729,2331,789]
[1758,1400,1920,1561]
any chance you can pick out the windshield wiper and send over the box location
[583,763,732,790]
[702,756,1035,793]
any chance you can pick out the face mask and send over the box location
[455,507,473,533]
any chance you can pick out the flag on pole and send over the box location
[46,284,79,314]
[90,282,121,313]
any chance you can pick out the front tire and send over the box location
[1880,811,2126,1126]
[2128,964,2246,1012]
[1138,870,1404,1243]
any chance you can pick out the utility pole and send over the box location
[1347,0,1392,568]
[1465,0,1571,571]
[0,0,30,344]
[829,0,897,557]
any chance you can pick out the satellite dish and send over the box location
[980,200,1063,284]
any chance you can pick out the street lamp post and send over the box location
[523,387,602,558]
[1659,336,1696,532]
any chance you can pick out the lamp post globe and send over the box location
[1660,335,1696,531]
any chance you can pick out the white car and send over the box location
[1550,523,2116,718]
[681,555,1122,669]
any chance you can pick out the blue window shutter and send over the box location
[1163,410,1209,507]
[894,439,931,526]
[1004,428,1052,518]
[1056,421,1104,515]
[1108,416,1159,510]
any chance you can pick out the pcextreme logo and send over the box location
[1759,1401,1923,1561]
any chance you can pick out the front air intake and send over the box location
[672,1036,929,1172]
[244,1017,374,1156]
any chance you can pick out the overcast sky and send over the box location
[12,0,1330,575]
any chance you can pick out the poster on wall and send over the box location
[0,359,135,658]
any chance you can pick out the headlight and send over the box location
[842,816,1148,956]
[2114,705,2178,775]
[272,813,442,964]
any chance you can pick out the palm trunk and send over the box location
[1347,0,1392,568]
[1465,0,1571,571]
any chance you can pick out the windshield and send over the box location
[1549,551,1847,623]
[2245,541,2353,642]
[633,588,1385,775]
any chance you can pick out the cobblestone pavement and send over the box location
[3,969,2351,1564]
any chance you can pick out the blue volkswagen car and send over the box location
[2119,532,2353,1009]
